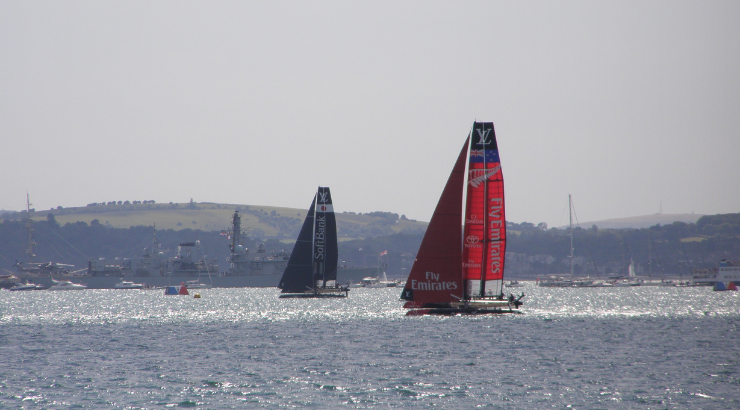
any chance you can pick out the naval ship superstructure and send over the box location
[78,210,287,288]
[226,209,289,277]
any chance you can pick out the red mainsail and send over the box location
[462,122,506,297]
[400,138,469,308]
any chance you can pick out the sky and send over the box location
[1,1,739,228]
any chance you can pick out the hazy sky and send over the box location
[2,1,738,228]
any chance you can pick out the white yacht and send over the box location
[47,280,87,291]
[353,271,397,288]
[505,280,525,288]
[184,279,213,289]
[114,280,144,289]
[9,282,44,291]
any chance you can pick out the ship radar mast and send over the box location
[229,209,251,253]
[25,193,36,263]
[230,210,241,252]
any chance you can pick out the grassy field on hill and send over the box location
[17,202,427,241]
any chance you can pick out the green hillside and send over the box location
[9,201,427,242]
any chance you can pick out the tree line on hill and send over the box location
[1,212,738,280]
[505,213,740,279]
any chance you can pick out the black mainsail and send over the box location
[278,187,347,297]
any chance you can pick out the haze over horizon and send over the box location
[2,1,738,228]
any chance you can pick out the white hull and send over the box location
[48,282,87,290]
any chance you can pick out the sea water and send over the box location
[0,285,738,409]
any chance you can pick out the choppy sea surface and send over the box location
[0,284,738,409]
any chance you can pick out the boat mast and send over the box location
[311,189,322,290]
[648,231,652,279]
[569,194,574,278]
[461,126,474,301]
[26,193,35,264]
[479,124,489,299]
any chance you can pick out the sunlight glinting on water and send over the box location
[2,284,738,325]
[525,285,739,318]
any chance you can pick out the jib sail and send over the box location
[400,139,468,307]
[279,196,317,293]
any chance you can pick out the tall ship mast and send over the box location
[25,193,35,264]
[569,194,574,278]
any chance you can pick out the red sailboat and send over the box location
[401,121,524,315]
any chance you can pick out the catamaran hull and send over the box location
[278,293,348,298]
[279,287,350,298]
[406,307,523,316]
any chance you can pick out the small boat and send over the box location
[278,187,349,298]
[355,271,397,288]
[603,261,642,287]
[114,280,144,289]
[640,280,675,286]
[0,273,22,289]
[543,195,596,289]
[184,279,212,289]
[47,279,87,291]
[625,259,641,286]
[357,277,384,288]
[538,276,574,287]
[401,122,523,315]
[610,280,641,287]
[9,282,44,291]
[505,280,524,288]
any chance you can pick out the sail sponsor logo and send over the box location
[464,235,481,248]
[317,191,332,212]
[463,259,481,268]
[489,242,503,274]
[488,198,504,274]
[466,214,483,224]
[314,215,326,260]
[409,271,458,291]
[468,165,501,188]
[476,128,492,145]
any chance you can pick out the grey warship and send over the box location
[17,209,380,289]
[81,210,289,288]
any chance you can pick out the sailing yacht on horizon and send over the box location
[538,195,597,287]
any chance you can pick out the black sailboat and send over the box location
[278,187,348,298]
